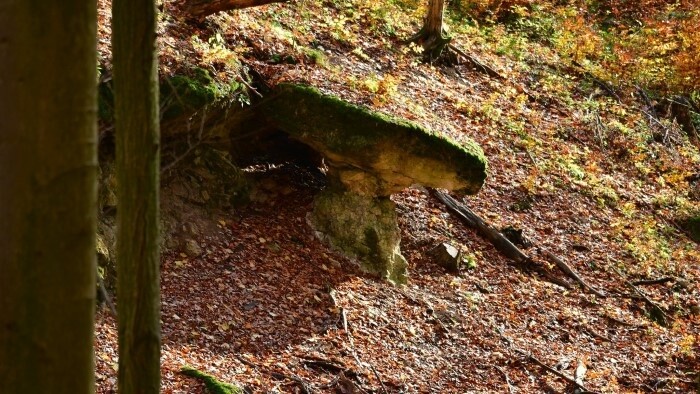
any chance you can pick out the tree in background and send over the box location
[409,0,451,58]
[0,1,98,393]
[112,0,162,391]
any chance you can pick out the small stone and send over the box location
[430,243,462,273]
[184,239,202,257]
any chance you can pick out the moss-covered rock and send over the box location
[309,188,407,284]
[256,83,487,196]
[181,366,243,394]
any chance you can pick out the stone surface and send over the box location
[309,188,408,284]
[257,83,488,196]
[184,239,203,257]
[430,243,462,273]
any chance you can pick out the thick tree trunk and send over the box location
[112,0,161,392]
[0,1,98,393]
[185,0,290,18]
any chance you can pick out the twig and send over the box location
[342,309,388,394]
[447,44,504,80]
[631,277,675,286]
[603,314,639,328]
[539,249,606,298]
[493,365,515,394]
[611,266,671,326]
[496,328,598,393]
[161,106,207,173]
[582,325,611,342]
[97,275,117,317]
[271,372,313,394]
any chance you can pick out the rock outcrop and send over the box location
[257,84,487,197]
[252,84,488,283]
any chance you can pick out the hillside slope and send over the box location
[95,1,699,392]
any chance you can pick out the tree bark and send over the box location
[424,0,446,37]
[185,0,290,18]
[112,0,162,392]
[0,1,98,393]
[409,0,451,58]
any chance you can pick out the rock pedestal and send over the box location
[309,189,408,284]
[252,84,488,283]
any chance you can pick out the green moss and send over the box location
[98,67,244,123]
[160,68,245,120]
[258,83,487,194]
[181,366,242,394]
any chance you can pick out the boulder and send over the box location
[254,84,487,283]
[430,243,462,273]
[309,189,407,284]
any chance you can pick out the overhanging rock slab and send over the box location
[256,84,487,196]
[254,83,488,283]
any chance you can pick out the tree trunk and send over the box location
[424,0,446,37]
[112,0,162,392]
[409,0,451,58]
[185,0,290,19]
[0,1,98,393]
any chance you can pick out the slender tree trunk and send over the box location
[112,0,161,392]
[0,1,98,393]
[409,0,451,58]
[424,0,446,37]
[184,0,290,18]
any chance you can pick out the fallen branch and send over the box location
[271,372,314,394]
[611,266,671,326]
[496,328,598,393]
[447,44,504,80]
[493,365,515,394]
[432,189,608,296]
[631,277,675,286]
[430,189,529,264]
[539,248,606,298]
[342,309,388,394]
[183,0,291,19]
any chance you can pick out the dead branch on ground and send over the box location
[447,44,504,80]
[431,189,603,296]
[611,266,672,326]
[183,0,291,19]
[631,277,675,286]
[496,327,599,393]
[539,249,606,297]
[341,309,388,394]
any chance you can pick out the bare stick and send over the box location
[632,277,675,286]
[447,44,504,80]
[496,328,598,393]
[431,189,529,264]
[611,266,671,325]
[539,249,606,297]
[342,309,388,394]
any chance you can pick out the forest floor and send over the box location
[95,0,699,392]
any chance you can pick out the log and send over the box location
[431,189,529,264]
[184,0,290,19]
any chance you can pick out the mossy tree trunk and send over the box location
[112,0,161,392]
[0,1,98,393]
[409,0,451,58]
